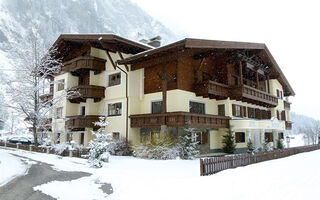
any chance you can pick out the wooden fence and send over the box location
[0,141,89,158]
[200,144,320,176]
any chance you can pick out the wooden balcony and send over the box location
[230,85,278,107]
[67,85,105,103]
[284,100,291,110]
[65,115,102,131]
[196,80,278,107]
[39,93,53,103]
[62,56,106,74]
[285,121,293,130]
[195,80,229,100]
[130,112,230,128]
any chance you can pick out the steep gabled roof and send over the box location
[119,38,295,96]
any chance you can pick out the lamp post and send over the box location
[286,136,291,148]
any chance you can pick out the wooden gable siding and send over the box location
[144,60,178,94]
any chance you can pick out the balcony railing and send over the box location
[285,121,293,130]
[39,93,53,103]
[62,56,106,73]
[65,115,102,131]
[67,85,105,103]
[284,101,291,110]
[130,112,230,128]
[196,80,278,107]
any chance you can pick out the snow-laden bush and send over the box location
[133,133,199,160]
[52,142,69,155]
[106,139,131,156]
[88,117,112,168]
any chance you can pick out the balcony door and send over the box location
[78,70,90,85]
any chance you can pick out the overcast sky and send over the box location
[132,0,320,119]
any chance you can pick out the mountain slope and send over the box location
[0,0,181,48]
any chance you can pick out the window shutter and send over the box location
[240,106,243,117]
[255,109,260,119]
[277,111,280,120]
[243,106,247,117]
[202,132,208,144]
[281,111,286,121]
[276,89,280,98]
[232,104,236,116]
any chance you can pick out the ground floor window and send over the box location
[235,132,245,143]
[192,131,208,145]
[56,133,61,144]
[112,132,120,140]
[278,132,284,140]
[265,132,273,143]
[80,133,84,145]
[66,133,72,143]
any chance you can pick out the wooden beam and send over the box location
[105,50,117,70]
[117,52,129,71]
[256,71,259,89]
[267,75,270,93]
[239,61,243,85]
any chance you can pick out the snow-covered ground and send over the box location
[0,150,29,187]
[1,146,320,200]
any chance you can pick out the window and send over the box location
[235,132,245,143]
[80,133,84,145]
[80,106,85,115]
[151,101,162,114]
[57,79,65,91]
[108,72,121,86]
[265,132,273,143]
[56,107,63,119]
[218,104,225,116]
[278,132,284,140]
[255,108,261,119]
[66,133,72,143]
[192,131,208,145]
[189,101,205,114]
[108,102,122,116]
[232,104,246,117]
[112,132,120,140]
[248,107,255,119]
[276,89,283,99]
[151,131,160,144]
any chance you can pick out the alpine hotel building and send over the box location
[46,34,294,154]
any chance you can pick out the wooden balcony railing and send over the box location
[62,56,106,73]
[130,112,230,128]
[196,80,278,107]
[67,85,105,103]
[284,101,291,110]
[65,115,102,131]
[39,93,53,103]
[285,121,293,130]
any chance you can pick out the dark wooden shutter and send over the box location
[240,106,243,117]
[276,89,280,98]
[277,111,280,120]
[281,111,286,121]
[255,109,260,119]
[202,132,208,144]
[232,104,236,116]
[243,106,247,117]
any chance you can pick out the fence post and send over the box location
[16,143,19,149]
[200,159,204,176]
[46,147,50,154]
[29,145,33,151]
[69,150,73,157]
[4,141,7,147]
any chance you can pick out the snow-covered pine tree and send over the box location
[5,27,76,145]
[88,116,112,168]
[276,139,284,149]
[246,139,254,153]
[222,129,236,154]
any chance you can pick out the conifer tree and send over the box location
[247,139,254,153]
[276,139,284,149]
[222,129,236,154]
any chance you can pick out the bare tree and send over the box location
[4,28,75,146]
[299,120,320,145]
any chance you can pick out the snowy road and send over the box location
[0,149,113,200]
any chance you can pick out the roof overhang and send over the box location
[118,38,295,96]
[51,34,151,61]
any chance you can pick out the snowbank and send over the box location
[0,150,28,186]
